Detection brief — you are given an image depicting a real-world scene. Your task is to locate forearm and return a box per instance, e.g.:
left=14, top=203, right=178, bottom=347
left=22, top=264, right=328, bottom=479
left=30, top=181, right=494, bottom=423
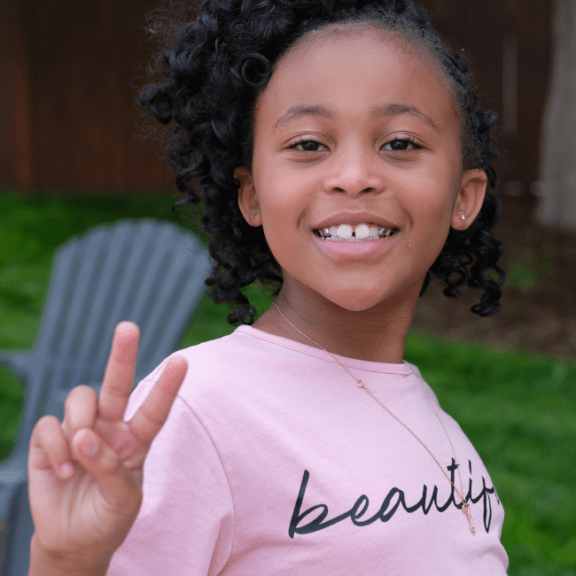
left=29, top=535, right=111, bottom=576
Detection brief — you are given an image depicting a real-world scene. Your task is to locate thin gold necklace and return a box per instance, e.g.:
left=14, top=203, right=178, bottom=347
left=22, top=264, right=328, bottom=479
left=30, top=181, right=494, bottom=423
left=272, top=302, right=475, bottom=535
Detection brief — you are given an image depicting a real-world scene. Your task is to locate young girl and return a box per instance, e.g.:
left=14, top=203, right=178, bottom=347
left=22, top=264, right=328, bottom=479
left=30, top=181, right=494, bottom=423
left=27, top=0, right=508, bottom=574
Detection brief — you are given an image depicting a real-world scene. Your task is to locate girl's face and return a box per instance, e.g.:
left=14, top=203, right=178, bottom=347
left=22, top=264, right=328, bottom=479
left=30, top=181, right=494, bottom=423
left=237, top=27, right=487, bottom=314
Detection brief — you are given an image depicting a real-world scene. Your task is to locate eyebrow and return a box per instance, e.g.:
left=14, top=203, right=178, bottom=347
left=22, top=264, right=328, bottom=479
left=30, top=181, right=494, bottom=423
left=272, top=103, right=439, bottom=132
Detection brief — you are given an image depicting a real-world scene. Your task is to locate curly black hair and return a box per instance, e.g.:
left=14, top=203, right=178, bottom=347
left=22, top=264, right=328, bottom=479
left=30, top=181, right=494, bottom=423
left=139, top=0, right=505, bottom=324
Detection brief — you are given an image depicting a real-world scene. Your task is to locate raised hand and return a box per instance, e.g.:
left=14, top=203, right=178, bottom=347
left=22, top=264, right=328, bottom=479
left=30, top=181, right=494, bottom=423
left=27, top=321, right=188, bottom=574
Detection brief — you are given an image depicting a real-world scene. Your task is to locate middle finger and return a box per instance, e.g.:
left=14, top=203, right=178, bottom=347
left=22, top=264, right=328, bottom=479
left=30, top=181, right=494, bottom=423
left=98, top=321, right=140, bottom=422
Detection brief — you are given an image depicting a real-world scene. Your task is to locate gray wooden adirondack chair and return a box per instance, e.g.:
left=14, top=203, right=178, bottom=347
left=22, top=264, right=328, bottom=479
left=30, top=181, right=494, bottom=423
left=0, top=218, right=211, bottom=576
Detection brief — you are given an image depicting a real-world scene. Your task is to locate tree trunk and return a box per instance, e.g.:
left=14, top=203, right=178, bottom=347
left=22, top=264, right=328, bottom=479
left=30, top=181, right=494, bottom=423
left=537, top=0, right=576, bottom=229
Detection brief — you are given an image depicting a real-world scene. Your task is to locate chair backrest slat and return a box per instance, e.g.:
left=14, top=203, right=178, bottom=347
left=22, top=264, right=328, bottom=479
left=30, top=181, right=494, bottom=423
left=91, top=221, right=164, bottom=376
left=53, top=228, right=112, bottom=360
left=37, top=219, right=209, bottom=419
left=70, top=224, right=138, bottom=386
left=123, top=224, right=182, bottom=337
left=77, top=222, right=147, bottom=384
left=139, top=233, right=211, bottom=364
left=33, top=239, right=82, bottom=357
left=12, top=357, right=55, bottom=456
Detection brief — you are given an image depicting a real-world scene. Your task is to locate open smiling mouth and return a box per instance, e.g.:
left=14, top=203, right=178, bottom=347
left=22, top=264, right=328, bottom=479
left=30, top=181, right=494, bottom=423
left=314, top=224, right=399, bottom=242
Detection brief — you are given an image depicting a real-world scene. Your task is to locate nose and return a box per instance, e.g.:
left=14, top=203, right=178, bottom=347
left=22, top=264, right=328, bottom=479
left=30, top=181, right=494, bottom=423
left=324, top=143, right=384, bottom=197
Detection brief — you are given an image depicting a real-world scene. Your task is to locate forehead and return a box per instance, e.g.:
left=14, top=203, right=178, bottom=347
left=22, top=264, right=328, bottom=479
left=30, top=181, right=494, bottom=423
left=255, top=26, right=460, bottom=133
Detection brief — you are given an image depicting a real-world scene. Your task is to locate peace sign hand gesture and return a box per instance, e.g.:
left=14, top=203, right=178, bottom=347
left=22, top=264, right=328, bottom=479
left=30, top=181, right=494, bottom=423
left=28, top=322, right=188, bottom=575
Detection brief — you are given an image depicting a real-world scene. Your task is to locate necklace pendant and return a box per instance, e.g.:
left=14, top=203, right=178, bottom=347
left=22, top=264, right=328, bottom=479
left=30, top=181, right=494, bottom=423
left=462, top=501, right=476, bottom=535
left=356, top=379, right=366, bottom=389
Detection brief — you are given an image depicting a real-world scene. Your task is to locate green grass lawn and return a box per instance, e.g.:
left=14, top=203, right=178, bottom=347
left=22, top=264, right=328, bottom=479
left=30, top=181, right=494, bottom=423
left=1, top=190, right=575, bottom=575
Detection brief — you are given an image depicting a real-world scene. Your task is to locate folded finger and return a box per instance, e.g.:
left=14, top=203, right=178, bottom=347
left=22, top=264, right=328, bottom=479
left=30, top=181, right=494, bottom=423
left=128, top=356, right=188, bottom=448
left=29, top=416, right=76, bottom=480
left=98, top=321, right=140, bottom=422
left=71, top=429, right=143, bottom=513
left=62, top=385, right=98, bottom=452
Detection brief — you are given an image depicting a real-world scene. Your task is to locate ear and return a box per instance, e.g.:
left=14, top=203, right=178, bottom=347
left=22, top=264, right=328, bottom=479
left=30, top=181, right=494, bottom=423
left=451, top=169, right=488, bottom=230
left=235, top=166, right=262, bottom=227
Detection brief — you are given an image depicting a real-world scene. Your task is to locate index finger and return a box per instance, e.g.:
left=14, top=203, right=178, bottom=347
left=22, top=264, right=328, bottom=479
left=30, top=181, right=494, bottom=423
left=128, top=356, right=188, bottom=447
left=98, top=321, right=140, bottom=422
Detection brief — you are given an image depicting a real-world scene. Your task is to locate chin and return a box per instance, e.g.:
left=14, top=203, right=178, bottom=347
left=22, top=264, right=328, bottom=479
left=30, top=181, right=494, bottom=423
left=313, top=276, right=422, bottom=314
left=320, top=288, right=387, bottom=313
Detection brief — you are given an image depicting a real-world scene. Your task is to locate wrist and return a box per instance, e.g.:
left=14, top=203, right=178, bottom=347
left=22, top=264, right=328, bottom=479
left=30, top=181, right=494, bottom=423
left=29, top=534, right=111, bottom=576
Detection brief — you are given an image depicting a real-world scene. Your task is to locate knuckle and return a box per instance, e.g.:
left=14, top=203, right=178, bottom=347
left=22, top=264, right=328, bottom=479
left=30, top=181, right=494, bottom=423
left=64, top=389, right=78, bottom=413
left=65, top=385, right=97, bottom=419
left=76, top=383, right=98, bottom=397
left=36, top=415, right=60, bottom=434
left=141, top=404, right=164, bottom=427
left=100, top=448, right=123, bottom=475
left=65, top=384, right=96, bottom=407
left=32, top=416, right=67, bottom=456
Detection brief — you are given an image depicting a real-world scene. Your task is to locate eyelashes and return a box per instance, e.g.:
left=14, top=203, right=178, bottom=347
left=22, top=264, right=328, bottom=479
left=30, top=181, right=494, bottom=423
left=288, top=138, right=327, bottom=152
left=287, top=136, right=422, bottom=153
left=383, top=137, right=422, bottom=151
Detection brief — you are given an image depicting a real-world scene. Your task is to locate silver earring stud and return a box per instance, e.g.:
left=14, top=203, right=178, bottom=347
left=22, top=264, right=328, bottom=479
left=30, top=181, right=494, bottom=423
left=461, top=215, right=466, bottom=220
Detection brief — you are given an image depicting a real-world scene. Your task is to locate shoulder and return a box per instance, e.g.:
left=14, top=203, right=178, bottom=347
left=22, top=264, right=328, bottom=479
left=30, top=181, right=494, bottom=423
left=141, top=327, right=259, bottom=382
left=127, top=326, right=294, bottom=414
left=407, top=362, right=441, bottom=405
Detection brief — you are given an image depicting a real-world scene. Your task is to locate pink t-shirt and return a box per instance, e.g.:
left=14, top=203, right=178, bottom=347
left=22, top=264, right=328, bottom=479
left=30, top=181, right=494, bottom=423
left=107, top=326, right=509, bottom=575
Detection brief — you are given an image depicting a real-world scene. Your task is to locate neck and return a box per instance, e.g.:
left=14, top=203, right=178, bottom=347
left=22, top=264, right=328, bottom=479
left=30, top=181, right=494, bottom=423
left=253, top=281, right=421, bottom=364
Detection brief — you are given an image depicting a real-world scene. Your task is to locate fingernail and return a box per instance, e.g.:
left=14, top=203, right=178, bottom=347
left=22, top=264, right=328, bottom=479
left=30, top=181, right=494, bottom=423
left=82, top=438, right=99, bottom=457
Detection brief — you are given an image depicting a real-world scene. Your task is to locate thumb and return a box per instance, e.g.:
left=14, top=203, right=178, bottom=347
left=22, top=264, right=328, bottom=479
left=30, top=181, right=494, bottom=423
left=72, top=429, right=143, bottom=514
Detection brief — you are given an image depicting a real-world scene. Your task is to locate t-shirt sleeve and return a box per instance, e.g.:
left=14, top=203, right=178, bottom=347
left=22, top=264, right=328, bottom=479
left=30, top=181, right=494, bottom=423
left=106, top=378, right=235, bottom=576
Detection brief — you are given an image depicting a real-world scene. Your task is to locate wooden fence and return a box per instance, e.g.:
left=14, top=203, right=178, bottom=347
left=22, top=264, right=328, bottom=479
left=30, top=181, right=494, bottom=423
left=0, top=0, right=552, bottom=193
left=1, top=0, right=171, bottom=191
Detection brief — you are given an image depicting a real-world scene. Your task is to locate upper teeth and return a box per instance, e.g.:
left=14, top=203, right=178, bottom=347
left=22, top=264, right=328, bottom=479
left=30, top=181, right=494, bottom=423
left=317, top=224, right=396, bottom=241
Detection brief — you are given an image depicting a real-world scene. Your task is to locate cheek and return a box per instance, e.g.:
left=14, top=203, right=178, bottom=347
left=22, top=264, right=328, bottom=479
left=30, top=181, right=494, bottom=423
left=406, top=169, right=459, bottom=223
left=403, top=171, right=460, bottom=263
left=255, top=166, right=310, bottom=230
left=254, top=184, right=299, bottom=259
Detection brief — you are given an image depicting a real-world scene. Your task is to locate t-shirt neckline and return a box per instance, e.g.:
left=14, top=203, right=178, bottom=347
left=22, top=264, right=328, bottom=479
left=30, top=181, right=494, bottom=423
left=234, top=325, right=414, bottom=376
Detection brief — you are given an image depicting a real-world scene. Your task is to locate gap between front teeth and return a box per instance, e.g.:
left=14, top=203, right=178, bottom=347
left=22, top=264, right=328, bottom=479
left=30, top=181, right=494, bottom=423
left=317, top=224, right=396, bottom=241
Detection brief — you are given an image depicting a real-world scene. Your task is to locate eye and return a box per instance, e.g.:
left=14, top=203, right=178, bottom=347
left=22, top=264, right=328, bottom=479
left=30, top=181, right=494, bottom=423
left=288, top=138, right=327, bottom=152
left=383, top=138, right=421, bottom=151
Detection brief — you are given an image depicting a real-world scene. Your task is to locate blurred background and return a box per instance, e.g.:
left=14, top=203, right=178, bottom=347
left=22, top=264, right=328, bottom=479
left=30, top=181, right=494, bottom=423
left=0, top=0, right=575, bottom=574
left=1, top=0, right=575, bottom=358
